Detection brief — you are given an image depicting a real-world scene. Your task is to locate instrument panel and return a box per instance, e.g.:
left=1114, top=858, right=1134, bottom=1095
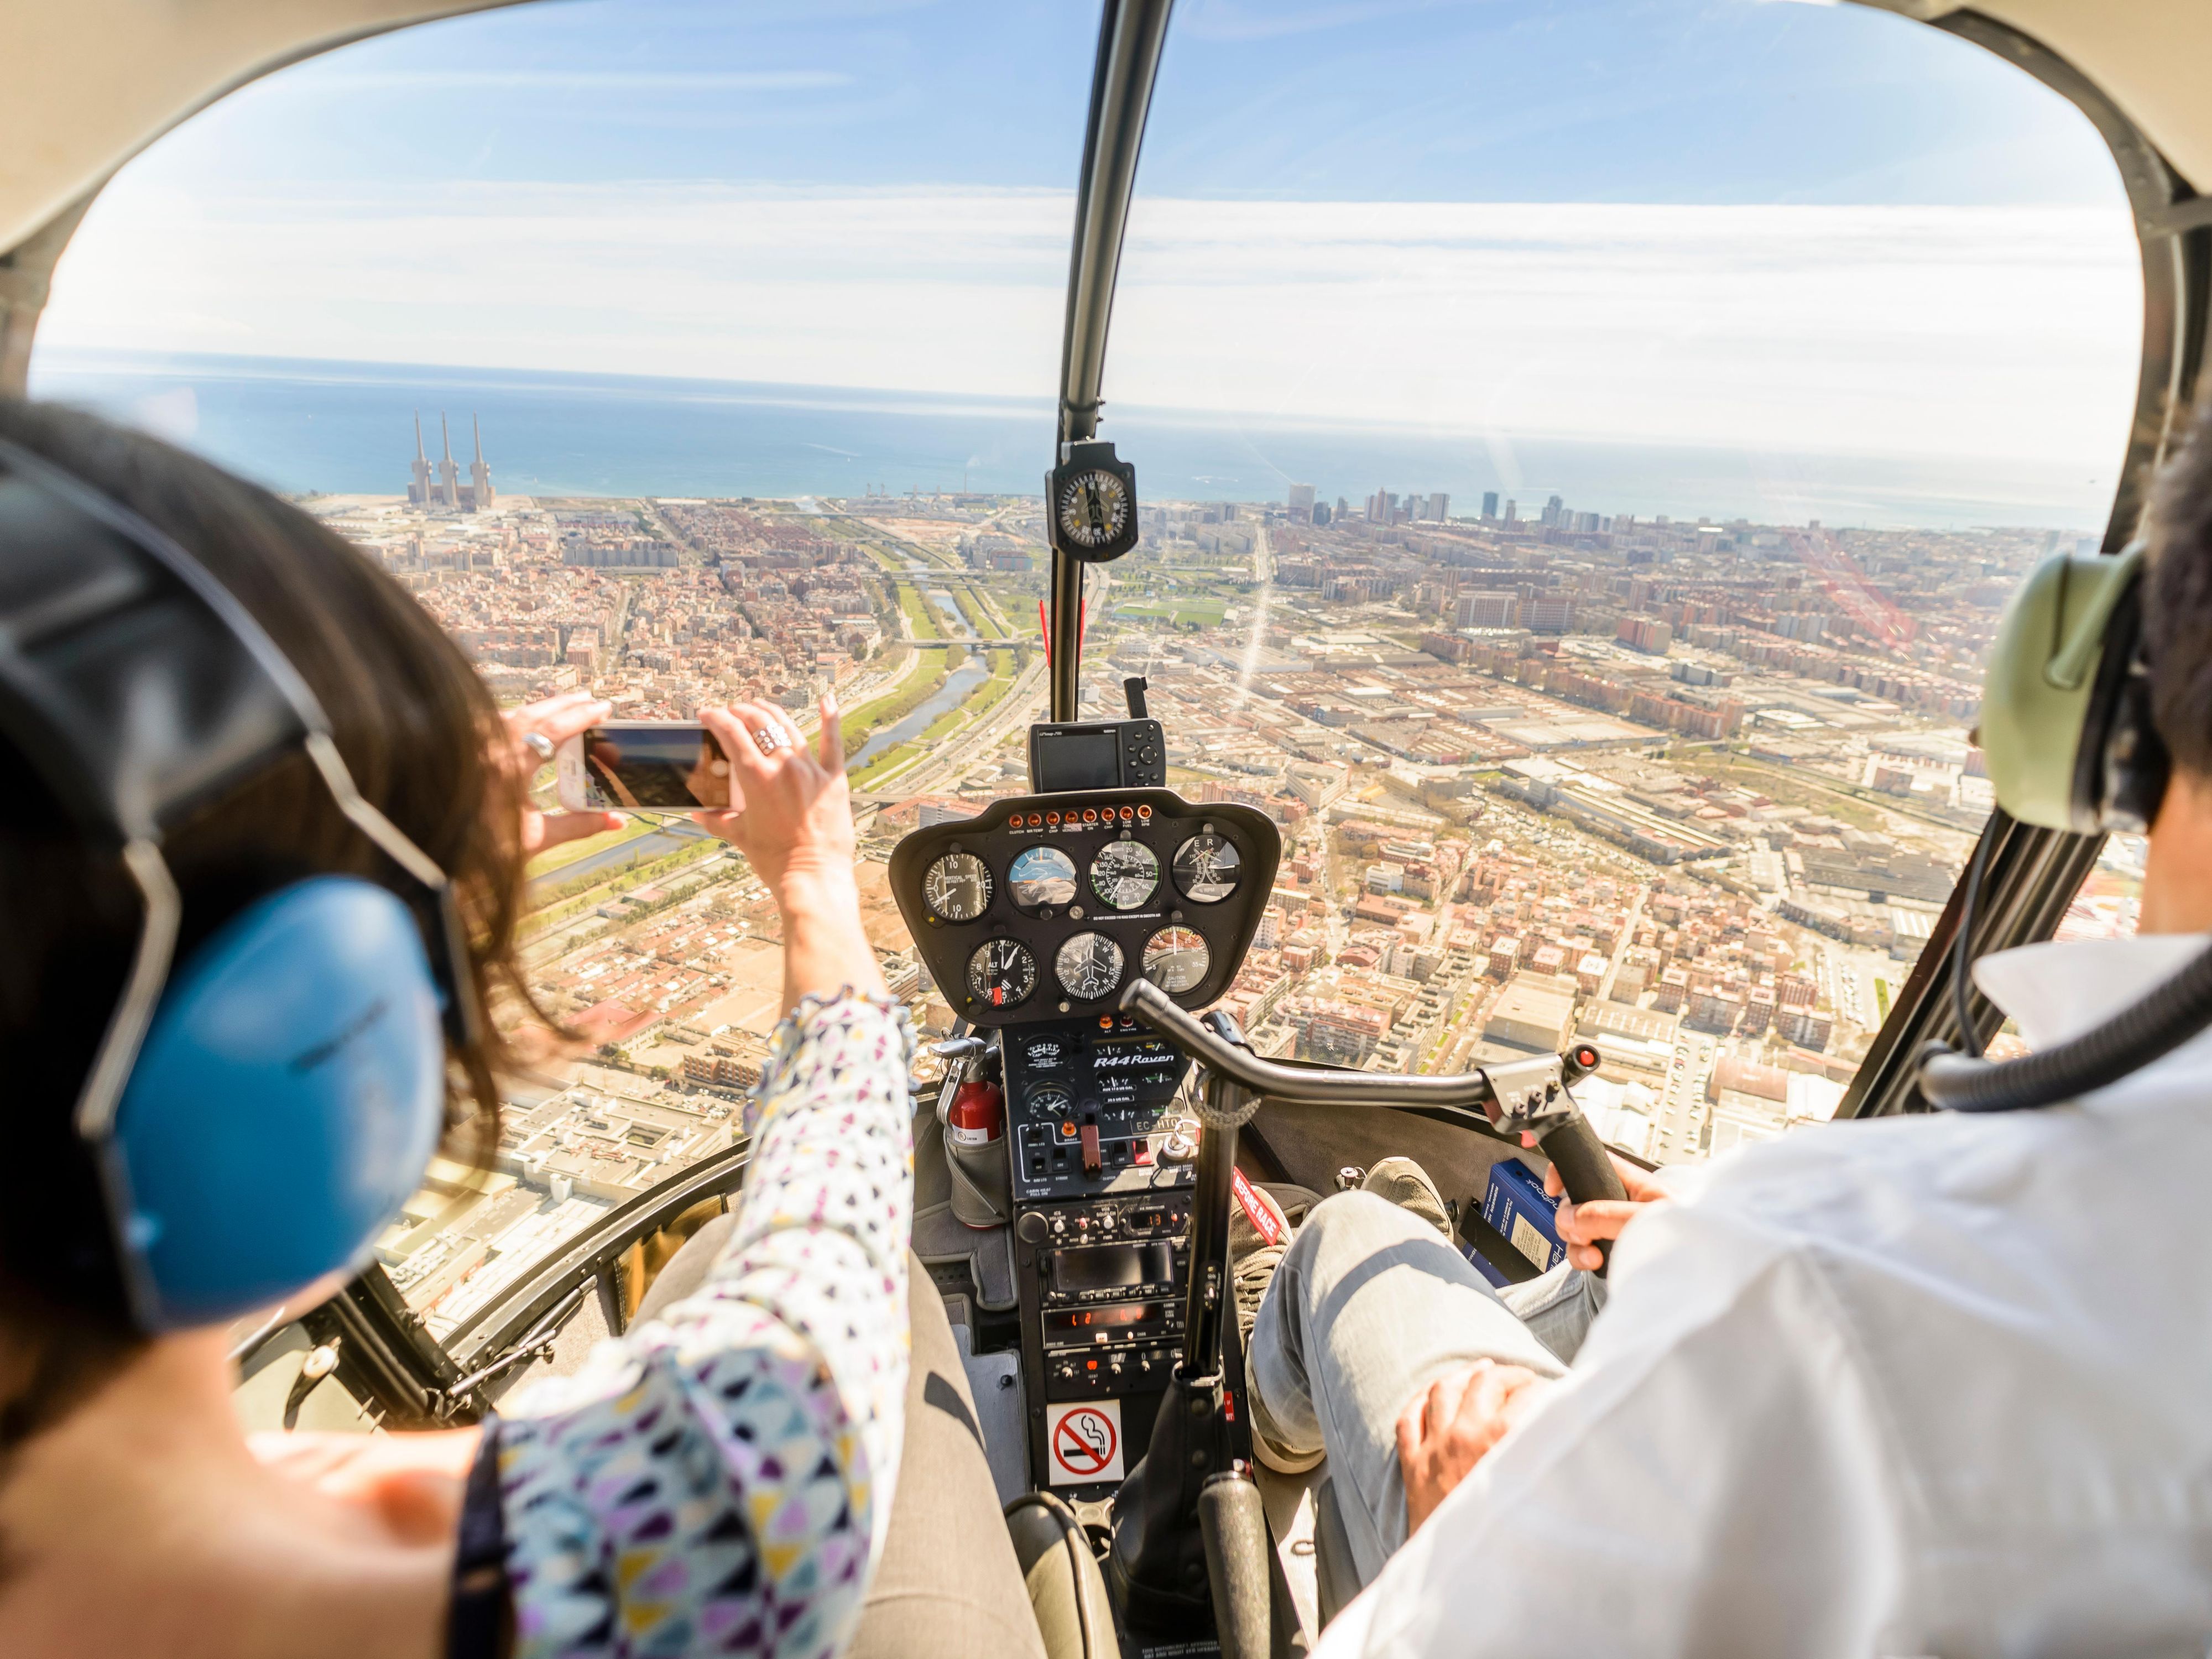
left=888, top=789, right=1280, bottom=1029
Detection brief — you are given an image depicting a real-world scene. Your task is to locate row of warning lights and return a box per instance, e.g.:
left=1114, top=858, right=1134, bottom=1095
left=1011, top=805, right=1153, bottom=829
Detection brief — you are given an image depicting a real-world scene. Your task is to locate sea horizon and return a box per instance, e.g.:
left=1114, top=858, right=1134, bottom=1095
left=28, top=347, right=2115, bottom=535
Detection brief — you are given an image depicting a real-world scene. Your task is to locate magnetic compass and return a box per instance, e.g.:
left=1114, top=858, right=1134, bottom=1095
left=1044, top=440, right=1140, bottom=564
left=924, top=851, right=992, bottom=922
left=1057, top=468, right=1130, bottom=550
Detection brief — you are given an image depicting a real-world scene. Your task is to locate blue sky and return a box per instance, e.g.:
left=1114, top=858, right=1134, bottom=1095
left=176, top=0, right=2115, bottom=204
left=34, top=0, right=2141, bottom=502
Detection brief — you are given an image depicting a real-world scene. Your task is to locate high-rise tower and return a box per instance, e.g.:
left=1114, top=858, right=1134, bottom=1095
left=469, top=414, right=495, bottom=513
left=409, top=411, right=433, bottom=505
left=437, top=413, right=461, bottom=509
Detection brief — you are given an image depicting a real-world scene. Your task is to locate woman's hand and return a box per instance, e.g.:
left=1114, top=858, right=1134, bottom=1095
left=502, top=690, right=620, bottom=854
left=695, top=694, right=887, bottom=1010
left=1545, top=1152, right=1671, bottom=1272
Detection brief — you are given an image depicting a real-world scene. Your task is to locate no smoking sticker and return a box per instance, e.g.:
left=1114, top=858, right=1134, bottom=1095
left=1046, top=1400, right=1124, bottom=1485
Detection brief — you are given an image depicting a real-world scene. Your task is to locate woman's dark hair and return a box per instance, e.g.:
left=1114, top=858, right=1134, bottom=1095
left=2146, top=395, right=2212, bottom=777
left=0, top=399, right=530, bottom=1449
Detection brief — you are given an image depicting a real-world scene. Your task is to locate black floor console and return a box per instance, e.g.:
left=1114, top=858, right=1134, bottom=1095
left=1005, top=1016, right=1197, bottom=1495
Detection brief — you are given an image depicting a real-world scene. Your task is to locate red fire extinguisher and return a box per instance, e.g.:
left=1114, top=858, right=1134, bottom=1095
left=947, top=1077, right=1004, bottom=1150
left=946, top=1077, right=1008, bottom=1229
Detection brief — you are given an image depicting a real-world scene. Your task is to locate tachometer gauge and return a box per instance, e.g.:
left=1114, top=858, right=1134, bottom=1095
left=1054, top=932, right=1125, bottom=1000
left=1171, top=832, right=1241, bottom=903
left=967, top=939, right=1036, bottom=1008
left=1008, top=845, right=1079, bottom=910
left=924, top=851, right=992, bottom=922
left=1089, top=840, right=1160, bottom=910
left=1141, top=927, right=1211, bottom=995
left=1056, top=467, right=1131, bottom=551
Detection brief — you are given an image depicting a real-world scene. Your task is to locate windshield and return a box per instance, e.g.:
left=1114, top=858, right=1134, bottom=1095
left=33, top=0, right=1093, bottom=1341
left=29, top=0, right=2143, bottom=1337
left=1088, top=0, right=2139, bottom=1161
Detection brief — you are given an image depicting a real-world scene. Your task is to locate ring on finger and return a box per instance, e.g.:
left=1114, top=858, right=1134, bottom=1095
left=521, top=731, right=556, bottom=764
left=752, top=725, right=787, bottom=755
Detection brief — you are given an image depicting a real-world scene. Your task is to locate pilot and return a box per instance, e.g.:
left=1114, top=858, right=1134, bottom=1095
left=1244, top=399, right=2212, bottom=1653
left=0, top=403, right=1033, bottom=1659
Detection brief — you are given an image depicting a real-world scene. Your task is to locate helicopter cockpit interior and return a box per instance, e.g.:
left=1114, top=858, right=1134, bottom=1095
left=8, top=0, right=2212, bottom=1653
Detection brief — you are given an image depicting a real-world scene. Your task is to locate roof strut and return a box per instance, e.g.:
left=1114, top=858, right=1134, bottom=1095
left=1047, top=0, right=1173, bottom=722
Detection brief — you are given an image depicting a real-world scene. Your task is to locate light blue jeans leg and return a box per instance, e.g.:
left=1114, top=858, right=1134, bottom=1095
left=1246, top=1191, right=1608, bottom=1587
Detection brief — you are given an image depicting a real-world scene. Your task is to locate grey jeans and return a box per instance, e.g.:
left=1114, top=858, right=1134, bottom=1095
left=1246, top=1190, right=1608, bottom=1588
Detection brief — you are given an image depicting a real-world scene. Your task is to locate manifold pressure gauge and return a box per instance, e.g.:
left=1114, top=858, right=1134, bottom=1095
left=1045, top=440, right=1140, bottom=565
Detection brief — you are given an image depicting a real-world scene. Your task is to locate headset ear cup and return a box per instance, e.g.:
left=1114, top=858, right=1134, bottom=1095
left=106, top=877, right=447, bottom=1331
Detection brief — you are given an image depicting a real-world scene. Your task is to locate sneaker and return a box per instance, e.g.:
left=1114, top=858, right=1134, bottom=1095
left=1229, top=1177, right=1325, bottom=1475
left=1360, top=1157, right=1453, bottom=1241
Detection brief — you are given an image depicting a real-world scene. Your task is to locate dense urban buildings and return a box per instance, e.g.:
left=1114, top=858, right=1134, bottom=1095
left=306, top=421, right=2141, bottom=1324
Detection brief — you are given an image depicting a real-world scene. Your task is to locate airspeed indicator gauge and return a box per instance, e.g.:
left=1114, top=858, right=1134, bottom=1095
left=967, top=939, right=1036, bottom=1008
left=1055, top=932, right=1125, bottom=1000
left=1045, top=440, right=1140, bottom=565
left=1090, top=840, right=1160, bottom=910
left=924, top=851, right=992, bottom=922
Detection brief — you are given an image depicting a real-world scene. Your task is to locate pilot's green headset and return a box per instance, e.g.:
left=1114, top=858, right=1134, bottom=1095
left=0, top=437, right=475, bottom=1332
left=1975, top=543, right=2167, bottom=838
left=1920, top=541, right=2212, bottom=1111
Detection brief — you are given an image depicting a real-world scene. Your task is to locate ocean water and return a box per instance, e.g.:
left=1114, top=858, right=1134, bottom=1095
left=28, top=350, right=2112, bottom=533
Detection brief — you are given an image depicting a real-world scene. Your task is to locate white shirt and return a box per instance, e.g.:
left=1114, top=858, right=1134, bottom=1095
left=1319, top=932, right=2212, bottom=1658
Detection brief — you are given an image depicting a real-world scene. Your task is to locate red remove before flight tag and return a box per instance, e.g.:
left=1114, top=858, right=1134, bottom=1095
left=1231, top=1167, right=1282, bottom=1246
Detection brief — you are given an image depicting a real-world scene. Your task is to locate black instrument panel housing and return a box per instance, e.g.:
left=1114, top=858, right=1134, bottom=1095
left=888, top=789, right=1281, bottom=1029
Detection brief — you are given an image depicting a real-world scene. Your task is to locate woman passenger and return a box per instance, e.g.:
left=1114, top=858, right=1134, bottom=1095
left=0, top=401, right=924, bottom=1658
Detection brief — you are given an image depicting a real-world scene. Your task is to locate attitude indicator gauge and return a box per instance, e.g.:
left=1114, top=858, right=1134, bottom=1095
left=1141, top=926, right=1211, bottom=995
left=1172, top=831, right=1241, bottom=904
left=1008, top=845, right=1078, bottom=910
left=967, top=938, right=1036, bottom=1008
left=1055, top=932, right=1125, bottom=1000
left=923, top=851, right=992, bottom=922
left=1089, top=840, right=1160, bottom=911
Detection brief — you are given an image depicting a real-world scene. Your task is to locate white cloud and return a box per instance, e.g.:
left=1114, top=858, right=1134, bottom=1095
left=38, top=178, right=2141, bottom=471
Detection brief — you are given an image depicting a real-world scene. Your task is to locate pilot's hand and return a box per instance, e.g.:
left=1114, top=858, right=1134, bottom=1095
left=1396, top=1358, right=1552, bottom=1535
left=504, top=690, right=621, bottom=852
left=1545, top=1153, right=1670, bottom=1271
left=693, top=695, right=853, bottom=901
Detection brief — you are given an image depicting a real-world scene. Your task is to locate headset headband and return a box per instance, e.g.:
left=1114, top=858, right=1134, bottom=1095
left=0, top=439, right=484, bottom=1155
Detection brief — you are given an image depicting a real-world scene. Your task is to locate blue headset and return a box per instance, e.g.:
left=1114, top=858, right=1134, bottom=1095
left=0, top=439, right=480, bottom=1332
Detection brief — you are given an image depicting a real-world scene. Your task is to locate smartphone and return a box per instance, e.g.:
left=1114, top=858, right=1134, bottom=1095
left=556, top=721, right=732, bottom=811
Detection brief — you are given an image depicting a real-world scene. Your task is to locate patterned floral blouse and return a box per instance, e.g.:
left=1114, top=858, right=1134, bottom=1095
left=491, top=992, right=915, bottom=1658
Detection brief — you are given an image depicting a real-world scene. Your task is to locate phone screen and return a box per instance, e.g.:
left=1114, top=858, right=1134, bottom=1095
left=577, top=722, right=731, bottom=809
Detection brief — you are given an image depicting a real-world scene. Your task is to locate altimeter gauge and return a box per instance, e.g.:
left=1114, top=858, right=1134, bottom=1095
left=967, top=938, right=1036, bottom=1008
left=1055, top=931, right=1125, bottom=1000
left=1009, top=845, right=1079, bottom=910
left=1089, top=839, right=1160, bottom=910
left=1171, top=831, right=1241, bottom=904
left=1044, top=440, right=1140, bottom=564
left=924, top=851, right=993, bottom=922
left=1141, top=926, right=1211, bottom=995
